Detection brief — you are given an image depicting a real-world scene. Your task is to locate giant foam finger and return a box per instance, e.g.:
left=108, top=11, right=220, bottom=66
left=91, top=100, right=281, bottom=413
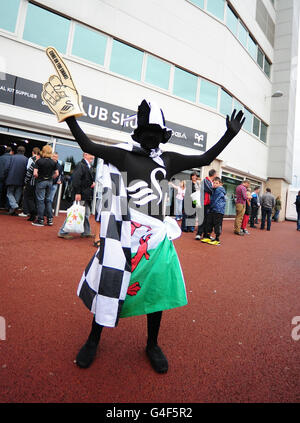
left=46, top=46, right=75, bottom=90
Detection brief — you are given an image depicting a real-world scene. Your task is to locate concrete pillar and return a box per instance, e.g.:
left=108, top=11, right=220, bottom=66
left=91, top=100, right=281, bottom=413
left=202, top=159, right=222, bottom=178
left=265, top=178, right=289, bottom=221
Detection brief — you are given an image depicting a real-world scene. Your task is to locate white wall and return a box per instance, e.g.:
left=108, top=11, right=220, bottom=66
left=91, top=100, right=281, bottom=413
left=32, top=0, right=272, bottom=122
left=0, top=0, right=278, bottom=183
left=267, top=0, right=300, bottom=183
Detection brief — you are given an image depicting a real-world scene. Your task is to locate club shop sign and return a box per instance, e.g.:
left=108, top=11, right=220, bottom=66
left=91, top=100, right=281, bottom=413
left=0, top=73, right=207, bottom=151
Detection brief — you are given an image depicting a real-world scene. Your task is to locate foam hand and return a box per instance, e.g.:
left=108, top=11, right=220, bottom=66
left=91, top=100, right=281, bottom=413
left=42, top=46, right=85, bottom=122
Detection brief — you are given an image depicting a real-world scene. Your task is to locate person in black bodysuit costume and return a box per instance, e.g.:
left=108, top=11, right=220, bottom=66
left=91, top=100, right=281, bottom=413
left=42, top=47, right=245, bottom=373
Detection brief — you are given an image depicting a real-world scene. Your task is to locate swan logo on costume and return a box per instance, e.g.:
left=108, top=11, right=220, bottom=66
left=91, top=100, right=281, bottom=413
left=127, top=168, right=166, bottom=206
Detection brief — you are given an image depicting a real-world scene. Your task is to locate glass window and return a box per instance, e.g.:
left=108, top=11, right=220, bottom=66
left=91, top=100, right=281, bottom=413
left=173, top=67, right=197, bottom=102
left=253, top=116, right=260, bottom=137
left=0, top=0, right=20, bottom=32
left=23, top=3, right=70, bottom=53
left=238, top=21, right=248, bottom=47
left=248, top=34, right=257, bottom=60
left=264, top=57, right=271, bottom=77
left=199, top=79, right=218, bottom=109
left=219, top=89, right=233, bottom=116
left=145, top=55, right=170, bottom=90
left=189, top=0, right=204, bottom=8
left=243, top=108, right=253, bottom=133
left=257, top=47, right=264, bottom=69
left=206, top=0, right=225, bottom=21
left=233, top=99, right=243, bottom=113
left=72, top=24, right=107, bottom=66
left=260, top=121, right=267, bottom=142
left=110, top=39, right=143, bottom=81
left=226, top=5, right=238, bottom=36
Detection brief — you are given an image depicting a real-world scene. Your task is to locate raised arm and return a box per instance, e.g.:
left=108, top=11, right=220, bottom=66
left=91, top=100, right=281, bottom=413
left=65, top=117, right=127, bottom=167
left=165, top=110, right=245, bottom=178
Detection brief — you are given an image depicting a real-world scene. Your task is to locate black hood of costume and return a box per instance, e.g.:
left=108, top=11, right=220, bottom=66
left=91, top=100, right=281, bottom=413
left=131, top=100, right=172, bottom=144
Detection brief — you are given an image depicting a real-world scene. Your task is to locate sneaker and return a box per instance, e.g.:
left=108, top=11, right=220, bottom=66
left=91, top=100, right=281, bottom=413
left=208, top=239, right=220, bottom=246
left=18, top=212, right=28, bottom=217
left=47, top=218, right=53, bottom=226
left=201, top=238, right=211, bottom=243
left=80, top=233, right=95, bottom=238
left=243, top=229, right=250, bottom=234
left=234, top=231, right=244, bottom=236
left=195, top=235, right=201, bottom=240
left=8, top=208, right=18, bottom=216
left=32, top=220, right=44, bottom=227
left=58, top=233, right=73, bottom=240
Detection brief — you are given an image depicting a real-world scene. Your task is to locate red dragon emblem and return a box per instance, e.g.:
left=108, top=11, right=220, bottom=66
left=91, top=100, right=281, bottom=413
left=127, top=221, right=152, bottom=296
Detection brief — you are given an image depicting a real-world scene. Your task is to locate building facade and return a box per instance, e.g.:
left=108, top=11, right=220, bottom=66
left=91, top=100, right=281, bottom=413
left=0, top=0, right=299, bottom=217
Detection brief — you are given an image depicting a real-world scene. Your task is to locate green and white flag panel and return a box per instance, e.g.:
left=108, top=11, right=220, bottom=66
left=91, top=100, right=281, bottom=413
left=120, top=210, right=188, bottom=318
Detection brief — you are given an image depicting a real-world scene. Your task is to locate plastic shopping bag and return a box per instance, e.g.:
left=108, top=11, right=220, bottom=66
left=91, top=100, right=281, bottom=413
left=191, top=190, right=201, bottom=208
left=64, top=201, right=85, bottom=233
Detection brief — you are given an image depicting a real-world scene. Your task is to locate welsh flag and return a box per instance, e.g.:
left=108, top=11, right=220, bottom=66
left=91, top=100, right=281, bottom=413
left=120, top=210, right=188, bottom=318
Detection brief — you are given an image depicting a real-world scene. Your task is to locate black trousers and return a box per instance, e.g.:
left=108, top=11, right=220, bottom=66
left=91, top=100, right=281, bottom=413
left=206, top=212, right=223, bottom=240
left=250, top=206, right=258, bottom=227
left=196, top=204, right=209, bottom=236
left=260, top=207, right=272, bottom=231
left=23, top=184, right=36, bottom=217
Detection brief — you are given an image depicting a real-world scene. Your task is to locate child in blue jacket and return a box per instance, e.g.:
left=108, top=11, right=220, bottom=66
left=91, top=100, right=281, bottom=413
left=201, top=177, right=226, bottom=245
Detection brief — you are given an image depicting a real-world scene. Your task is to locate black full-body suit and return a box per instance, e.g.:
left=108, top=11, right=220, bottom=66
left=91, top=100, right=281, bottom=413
left=66, top=109, right=244, bottom=371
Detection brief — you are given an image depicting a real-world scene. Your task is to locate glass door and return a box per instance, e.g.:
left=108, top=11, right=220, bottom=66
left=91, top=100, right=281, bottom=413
left=53, top=139, right=85, bottom=211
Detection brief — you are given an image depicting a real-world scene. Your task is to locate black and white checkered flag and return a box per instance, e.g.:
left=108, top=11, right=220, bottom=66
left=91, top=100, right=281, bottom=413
left=77, top=162, right=132, bottom=327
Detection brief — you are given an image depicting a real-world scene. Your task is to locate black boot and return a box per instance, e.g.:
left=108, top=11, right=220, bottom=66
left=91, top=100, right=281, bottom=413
left=76, top=317, right=103, bottom=368
left=146, top=344, right=168, bottom=373
left=146, top=311, right=168, bottom=373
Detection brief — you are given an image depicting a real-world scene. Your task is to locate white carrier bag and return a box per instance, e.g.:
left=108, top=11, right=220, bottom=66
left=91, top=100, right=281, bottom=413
left=64, top=201, right=85, bottom=233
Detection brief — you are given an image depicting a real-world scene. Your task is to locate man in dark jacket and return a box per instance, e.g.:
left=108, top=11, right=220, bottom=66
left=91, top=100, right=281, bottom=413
left=0, top=146, right=14, bottom=207
left=260, top=187, right=275, bottom=231
left=58, top=152, right=95, bottom=239
left=5, top=145, right=28, bottom=215
left=250, top=186, right=260, bottom=228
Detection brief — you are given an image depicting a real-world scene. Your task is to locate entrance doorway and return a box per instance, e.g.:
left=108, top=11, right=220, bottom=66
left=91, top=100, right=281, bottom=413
left=0, top=125, right=101, bottom=213
left=52, top=138, right=93, bottom=212
left=0, top=126, right=52, bottom=158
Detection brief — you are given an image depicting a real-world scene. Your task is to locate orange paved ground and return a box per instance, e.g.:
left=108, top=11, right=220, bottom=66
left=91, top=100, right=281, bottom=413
left=0, top=212, right=299, bottom=403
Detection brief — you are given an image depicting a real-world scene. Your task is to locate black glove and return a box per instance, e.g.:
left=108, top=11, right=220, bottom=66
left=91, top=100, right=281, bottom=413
left=226, top=109, right=245, bottom=136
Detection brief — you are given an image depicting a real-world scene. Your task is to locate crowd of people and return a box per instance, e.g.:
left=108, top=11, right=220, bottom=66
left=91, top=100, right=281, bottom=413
left=0, top=144, right=62, bottom=225
left=1, top=145, right=299, bottom=242
left=0, top=144, right=100, bottom=244
left=168, top=168, right=295, bottom=246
